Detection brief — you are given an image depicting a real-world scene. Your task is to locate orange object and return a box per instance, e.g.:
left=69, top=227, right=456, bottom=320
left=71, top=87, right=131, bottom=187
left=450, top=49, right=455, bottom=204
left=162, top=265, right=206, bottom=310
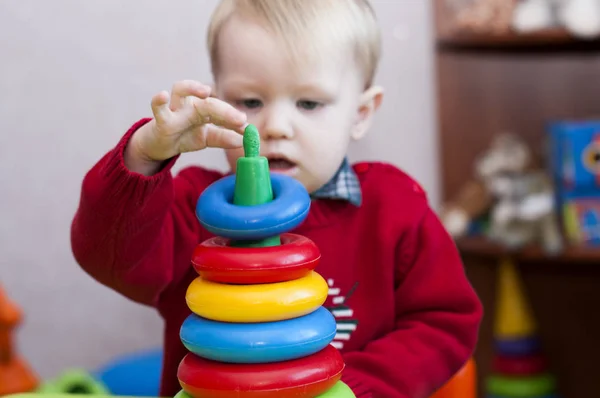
left=430, top=357, right=476, bottom=398
left=0, top=285, right=38, bottom=395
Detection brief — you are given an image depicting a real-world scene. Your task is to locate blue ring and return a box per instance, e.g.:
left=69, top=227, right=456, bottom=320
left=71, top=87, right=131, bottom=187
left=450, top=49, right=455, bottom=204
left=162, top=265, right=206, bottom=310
left=196, top=173, right=310, bottom=240
left=495, top=336, right=540, bottom=356
left=179, top=307, right=336, bottom=364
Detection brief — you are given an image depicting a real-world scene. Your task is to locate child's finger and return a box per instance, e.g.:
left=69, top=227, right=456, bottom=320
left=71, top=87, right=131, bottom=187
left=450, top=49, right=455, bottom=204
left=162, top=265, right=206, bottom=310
left=170, top=80, right=212, bottom=111
left=150, top=91, right=172, bottom=124
left=192, top=97, right=247, bottom=133
left=203, top=124, right=244, bottom=149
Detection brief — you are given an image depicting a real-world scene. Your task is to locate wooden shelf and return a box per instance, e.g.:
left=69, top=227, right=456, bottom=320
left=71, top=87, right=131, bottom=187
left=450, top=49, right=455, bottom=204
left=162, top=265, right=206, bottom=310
left=437, top=28, right=600, bottom=52
left=456, top=236, right=600, bottom=263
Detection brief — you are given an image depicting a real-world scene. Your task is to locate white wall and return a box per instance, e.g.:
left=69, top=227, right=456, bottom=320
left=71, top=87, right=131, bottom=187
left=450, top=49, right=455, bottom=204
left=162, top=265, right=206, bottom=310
left=0, top=0, right=438, bottom=379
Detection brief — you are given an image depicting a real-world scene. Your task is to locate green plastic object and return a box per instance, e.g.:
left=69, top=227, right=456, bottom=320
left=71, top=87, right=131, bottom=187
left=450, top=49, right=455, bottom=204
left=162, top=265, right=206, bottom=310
left=172, top=381, right=356, bottom=398
left=315, top=381, right=357, bottom=397
left=486, top=373, right=556, bottom=397
left=231, top=124, right=280, bottom=248
left=6, top=381, right=356, bottom=398
left=35, top=369, right=109, bottom=395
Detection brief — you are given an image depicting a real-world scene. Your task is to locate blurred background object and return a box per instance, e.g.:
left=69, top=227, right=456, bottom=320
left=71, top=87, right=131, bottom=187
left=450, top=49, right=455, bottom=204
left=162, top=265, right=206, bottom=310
left=439, top=0, right=600, bottom=40
left=434, top=0, right=600, bottom=396
left=0, top=285, right=39, bottom=395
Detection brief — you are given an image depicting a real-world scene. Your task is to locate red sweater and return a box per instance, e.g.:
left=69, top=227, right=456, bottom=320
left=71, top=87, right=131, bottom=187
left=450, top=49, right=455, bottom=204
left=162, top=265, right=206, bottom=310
left=71, top=119, right=482, bottom=398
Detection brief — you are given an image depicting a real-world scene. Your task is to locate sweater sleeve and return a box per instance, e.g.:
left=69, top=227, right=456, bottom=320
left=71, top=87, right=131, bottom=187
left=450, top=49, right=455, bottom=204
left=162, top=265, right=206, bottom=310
left=341, top=207, right=483, bottom=398
left=70, top=118, right=205, bottom=306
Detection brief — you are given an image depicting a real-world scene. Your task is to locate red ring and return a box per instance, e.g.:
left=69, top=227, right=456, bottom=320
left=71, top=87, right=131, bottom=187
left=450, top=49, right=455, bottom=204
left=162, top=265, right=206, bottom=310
left=191, top=233, right=320, bottom=284
left=177, top=345, right=343, bottom=398
left=492, top=354, right=547, bottom=375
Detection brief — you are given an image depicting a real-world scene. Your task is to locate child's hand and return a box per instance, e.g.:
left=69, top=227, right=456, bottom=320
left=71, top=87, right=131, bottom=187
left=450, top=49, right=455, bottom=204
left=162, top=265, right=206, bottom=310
left=125, top=80, right=247, bottom=175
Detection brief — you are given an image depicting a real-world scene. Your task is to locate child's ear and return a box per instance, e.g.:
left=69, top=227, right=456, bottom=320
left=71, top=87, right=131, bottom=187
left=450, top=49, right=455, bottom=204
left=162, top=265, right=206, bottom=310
left=351, top=85, right=384, bottom=141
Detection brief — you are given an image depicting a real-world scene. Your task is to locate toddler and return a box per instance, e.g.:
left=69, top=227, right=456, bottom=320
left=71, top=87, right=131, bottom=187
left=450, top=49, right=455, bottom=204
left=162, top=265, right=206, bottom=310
left=71, top=1, right=483, bottom=397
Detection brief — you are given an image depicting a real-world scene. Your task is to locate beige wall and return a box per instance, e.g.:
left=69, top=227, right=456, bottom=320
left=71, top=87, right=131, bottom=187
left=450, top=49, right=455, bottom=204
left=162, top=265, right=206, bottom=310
left=0, top=0, right=438, bottom=379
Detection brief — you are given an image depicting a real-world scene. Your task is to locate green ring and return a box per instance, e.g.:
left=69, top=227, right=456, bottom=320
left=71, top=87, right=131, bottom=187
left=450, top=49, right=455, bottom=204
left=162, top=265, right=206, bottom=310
left=486, top=373, right=556, bottom=397
left=174, top=381, right=355, bottom=398
left=35, top=369, right=109, bottom=394
left=174, top=390, right=193, bottom=398
left=317, top=381, right=356, bottom=397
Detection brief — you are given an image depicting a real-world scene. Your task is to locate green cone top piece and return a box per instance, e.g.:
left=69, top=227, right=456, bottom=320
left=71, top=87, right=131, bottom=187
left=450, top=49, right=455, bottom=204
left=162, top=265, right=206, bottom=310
left=232, top=124, right=280, bottom=247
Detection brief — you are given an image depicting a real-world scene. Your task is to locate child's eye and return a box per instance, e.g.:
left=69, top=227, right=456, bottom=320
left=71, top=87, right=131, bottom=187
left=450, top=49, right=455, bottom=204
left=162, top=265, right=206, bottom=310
left=237, top=99, right=263, bottom=109
left=297, top=100, right=322, bottom=111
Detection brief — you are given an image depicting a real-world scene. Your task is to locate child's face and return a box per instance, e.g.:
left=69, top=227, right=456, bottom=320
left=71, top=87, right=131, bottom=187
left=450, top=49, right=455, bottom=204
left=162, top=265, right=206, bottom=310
left=213, top=14, right=380, bottom=193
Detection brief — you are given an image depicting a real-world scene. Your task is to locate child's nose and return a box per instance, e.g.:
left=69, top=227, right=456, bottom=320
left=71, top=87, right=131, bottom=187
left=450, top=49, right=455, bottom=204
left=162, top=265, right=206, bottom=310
left=261, top=106, right=294, bottom=140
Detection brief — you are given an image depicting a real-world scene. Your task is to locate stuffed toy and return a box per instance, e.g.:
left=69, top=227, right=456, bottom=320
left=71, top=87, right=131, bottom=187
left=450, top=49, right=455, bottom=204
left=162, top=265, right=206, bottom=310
left=512, top=0, right=600, bottom=37
left=441, top=133, right=564, bottom=255
left=443, top=0, right=600, bottom=38
left=512, top=0, right=558, bottom=32
left=558, top=0, right=600, bottom=38
left=445, top=0, right=518, bottom=34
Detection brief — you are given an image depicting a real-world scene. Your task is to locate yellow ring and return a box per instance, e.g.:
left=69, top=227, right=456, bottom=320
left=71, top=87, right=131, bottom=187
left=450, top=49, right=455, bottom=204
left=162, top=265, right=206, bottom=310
left=185, top=271, right=328, bottom=323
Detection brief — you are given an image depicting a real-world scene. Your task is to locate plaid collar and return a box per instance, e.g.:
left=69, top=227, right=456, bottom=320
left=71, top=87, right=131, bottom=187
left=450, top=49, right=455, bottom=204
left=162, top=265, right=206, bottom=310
left=310, top=157, right=362, bottom=206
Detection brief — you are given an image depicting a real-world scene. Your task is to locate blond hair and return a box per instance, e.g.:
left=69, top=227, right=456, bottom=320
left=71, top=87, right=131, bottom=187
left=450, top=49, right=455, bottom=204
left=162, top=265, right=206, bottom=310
left=207, top=0, right=381, bottom=88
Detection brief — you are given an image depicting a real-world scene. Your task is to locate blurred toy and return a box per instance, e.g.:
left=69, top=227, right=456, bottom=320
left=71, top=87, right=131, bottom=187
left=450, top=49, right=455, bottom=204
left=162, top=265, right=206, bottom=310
left=486, top=257, right=561, bottom=397
left=558, top=0, right=600, bottom=38
left=93, top=348, right=163, bottom=397
left=445, top=0, right=518, bottom=34
left=548, top=119, right=600, bottom=245
left=563, top=199, right=600, bottom=245
left=0, top=284, right=39, bottom=395
left=440, top=179, right=491, bottom=239
left=430, top=357, right=477, bottom=398
left=512, top=0, right=558, bottom=32
left=446, top=0, right=600, bottom=38
left=441, top=133, right=563, bottom=254
left=512, top=0, right=600, bottom=38
left=36, top=369, right=108, bottom=395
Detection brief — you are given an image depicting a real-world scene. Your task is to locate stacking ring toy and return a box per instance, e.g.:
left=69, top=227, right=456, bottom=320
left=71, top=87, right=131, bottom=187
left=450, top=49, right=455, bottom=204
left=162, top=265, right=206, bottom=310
left=486, top=373, right=556, bottom=397
left=492, top=354, right=546, bottom=375
left=185, top=271, right=328, bottom=323
left=495, top=337, right=540, bottom=356
left=178, top=345, right=344, bottom=398
left=196, top=173, right=310, bottom=240
left=192, top=233, right=320, bottom=284
left=180, top=307, right=336, bottom=363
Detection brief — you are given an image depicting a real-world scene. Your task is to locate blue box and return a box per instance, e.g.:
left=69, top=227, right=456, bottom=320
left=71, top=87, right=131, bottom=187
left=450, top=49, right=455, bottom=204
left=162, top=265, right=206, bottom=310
left=547, top=119, right=600, bottom=245
left=562, top=195, right=600, bottom=245
left=548, top=119, right=600, bottom=193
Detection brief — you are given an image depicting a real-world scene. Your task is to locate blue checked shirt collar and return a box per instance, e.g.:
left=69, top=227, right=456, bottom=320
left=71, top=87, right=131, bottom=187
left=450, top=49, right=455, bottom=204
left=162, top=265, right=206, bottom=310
left=310, top=157, right=362, bottom=206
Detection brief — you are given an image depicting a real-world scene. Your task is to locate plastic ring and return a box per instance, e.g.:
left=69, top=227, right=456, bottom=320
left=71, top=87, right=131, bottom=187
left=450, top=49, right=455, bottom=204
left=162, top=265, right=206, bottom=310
left=196, top=174, right=310, bottom=240
left=495, top=337, right=540, bottom=356
left=486, top=396, right=557, bottom=398
left=180, top=307, right=336, bottom=363
left=486, top=374, right=556, bottom=397
left=175, top=390, right=193, bottom=398
left=316, top=381, right=356, bottom=398
left=177, top=383, right=355, bottom=398
left=185, top=271, right=328, bottom=323
left=492, top=354, right=547, bottom=375
left=178, top=345, right=344, bottom=398
left=191, top=233, right=320, bottom=284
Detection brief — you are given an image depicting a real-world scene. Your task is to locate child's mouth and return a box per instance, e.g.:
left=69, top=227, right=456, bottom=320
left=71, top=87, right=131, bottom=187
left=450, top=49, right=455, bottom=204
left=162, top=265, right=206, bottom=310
left=268, top=157, right=296, bottom=172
